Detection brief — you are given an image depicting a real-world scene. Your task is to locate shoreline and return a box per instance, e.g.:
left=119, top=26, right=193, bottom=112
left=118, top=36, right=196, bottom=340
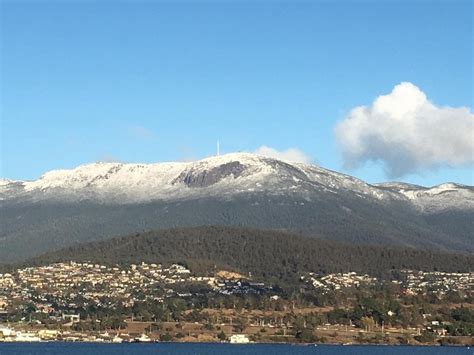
left=1, top=339, right=471, bottom=347
left=2, top=321, right=472, bottom=347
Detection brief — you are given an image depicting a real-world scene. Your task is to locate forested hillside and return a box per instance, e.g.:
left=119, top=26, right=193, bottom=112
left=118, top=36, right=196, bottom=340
left=21, top=226, right=473, bottom=282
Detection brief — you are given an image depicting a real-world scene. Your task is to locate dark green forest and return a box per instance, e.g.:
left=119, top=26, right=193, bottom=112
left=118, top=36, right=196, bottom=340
left=19, top=226, right=473, bottom=282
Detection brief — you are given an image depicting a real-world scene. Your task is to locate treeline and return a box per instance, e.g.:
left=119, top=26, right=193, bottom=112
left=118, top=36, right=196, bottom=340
left=21, top=226, right=474, bottom=282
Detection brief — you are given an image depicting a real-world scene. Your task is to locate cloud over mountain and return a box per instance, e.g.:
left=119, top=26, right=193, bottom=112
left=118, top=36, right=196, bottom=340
left=335, top=82, right=474, bottom=177
left=254, top=146, right=311, bottom=164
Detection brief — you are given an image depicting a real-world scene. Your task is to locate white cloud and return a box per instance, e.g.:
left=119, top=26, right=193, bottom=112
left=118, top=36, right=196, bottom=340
left=254, top=145, right=312, bottom=164
left=335, top=82, right=474, bottom=177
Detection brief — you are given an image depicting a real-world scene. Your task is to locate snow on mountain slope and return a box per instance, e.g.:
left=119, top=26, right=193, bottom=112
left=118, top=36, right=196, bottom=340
left=1, top=153, right=472, bottom=212
left=0, top=153, right=384, bottom=200
left=1, top=153, right=472, bottom=262
left=376, top=182, right=474, bottom=212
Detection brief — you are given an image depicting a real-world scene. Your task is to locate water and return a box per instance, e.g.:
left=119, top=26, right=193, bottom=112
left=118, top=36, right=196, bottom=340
left=0, top=343, right=471, bottom=355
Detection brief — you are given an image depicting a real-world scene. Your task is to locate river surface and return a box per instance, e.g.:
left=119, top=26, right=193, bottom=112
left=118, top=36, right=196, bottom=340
left=0, top=343, right=472, bottom=355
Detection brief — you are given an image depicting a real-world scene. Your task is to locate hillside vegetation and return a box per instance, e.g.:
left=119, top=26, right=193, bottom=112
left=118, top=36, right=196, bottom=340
left=22, top=226, right=473, bottom=282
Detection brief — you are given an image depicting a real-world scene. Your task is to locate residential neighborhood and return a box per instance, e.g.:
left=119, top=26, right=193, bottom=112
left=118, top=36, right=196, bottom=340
left=0, top=263, right=472, bottom=345
left=301, top=270, right=473, bottom=296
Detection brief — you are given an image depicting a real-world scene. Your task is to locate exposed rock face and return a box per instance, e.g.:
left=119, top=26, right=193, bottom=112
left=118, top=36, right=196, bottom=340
left=173, top=161, right=246, bottom=188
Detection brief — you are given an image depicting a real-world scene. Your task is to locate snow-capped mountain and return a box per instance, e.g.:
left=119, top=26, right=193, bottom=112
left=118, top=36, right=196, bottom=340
left=3, top=153, right=380, bottom=202
left=2, top=153, right=471, bottom=212
left=0, top=153, right=472, bottom=263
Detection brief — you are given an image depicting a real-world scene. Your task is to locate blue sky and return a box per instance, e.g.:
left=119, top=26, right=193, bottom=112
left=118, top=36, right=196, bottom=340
left=1, top=0, right=472, bottom=186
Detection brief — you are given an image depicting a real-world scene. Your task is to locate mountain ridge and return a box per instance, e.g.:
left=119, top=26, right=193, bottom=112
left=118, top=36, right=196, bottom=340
left=0, top=153, right=472, bottom=262
left=2, top=153, right=472, bottom=212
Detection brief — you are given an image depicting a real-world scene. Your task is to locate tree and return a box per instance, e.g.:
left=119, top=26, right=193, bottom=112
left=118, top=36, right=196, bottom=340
left=159, top=333, right=173, bottom=342
left=414, top=330, right=436, bottom=343
left=361, top=316, right=375, bottom=332
left=233, top=317, right=248, bottom=332
left=217, top=330, right=227, bottom=341
left=295, top=328, right=316, bottom=343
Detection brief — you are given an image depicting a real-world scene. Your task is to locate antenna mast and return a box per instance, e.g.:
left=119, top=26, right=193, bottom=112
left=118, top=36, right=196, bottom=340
left=217, top=140, right=220, bottom=156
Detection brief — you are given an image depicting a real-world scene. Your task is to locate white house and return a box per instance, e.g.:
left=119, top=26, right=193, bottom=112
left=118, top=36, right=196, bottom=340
left=230, top=334, right=250, bottom=344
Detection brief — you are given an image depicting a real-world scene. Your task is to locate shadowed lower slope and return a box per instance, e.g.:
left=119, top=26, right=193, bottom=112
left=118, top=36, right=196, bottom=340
left=21, top=226, right=474, bottom=282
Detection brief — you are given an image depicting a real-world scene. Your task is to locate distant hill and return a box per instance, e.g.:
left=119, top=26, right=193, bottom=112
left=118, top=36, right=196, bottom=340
left=20, top=226, right=474, bottom=282
left=1, top=153, right=472, bottom=263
